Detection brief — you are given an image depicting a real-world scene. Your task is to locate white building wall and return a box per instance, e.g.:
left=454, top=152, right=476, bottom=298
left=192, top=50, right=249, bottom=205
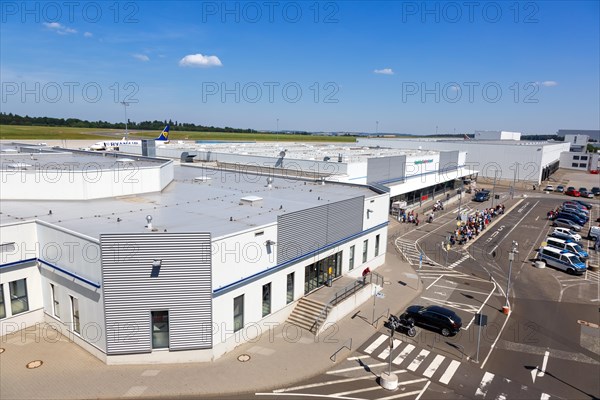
left=0, top=263, right=43, bottom=336
left=0, top=163, right=173, bottom=200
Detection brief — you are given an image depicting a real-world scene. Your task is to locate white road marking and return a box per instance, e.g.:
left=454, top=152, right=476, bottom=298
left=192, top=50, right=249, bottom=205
left=377, top=339, right=402, bottom=360
left=488, top=201, right=539, bottom=255
left=415, top=380, right=431, bottom=400
left=379, top=390, right=426, bottom=400
left=272, top=371, right=407, bottom=392
left=346, top=355, right=370, bottom=361
left=421, top=297, right=480, bottom=313
left=327, top=363, right=387, bottom=374
left=407, top=349, right=430, bottom=371
left=474, top=372, right=495, bottom=398
left=540, top=393, right=551, bottom=400
left=433, top=285, right=491, bottom=296
left=463, top=281, right=498, bottom=330
left=123, top=386, right=147, bottom=397
left=423, top=354, right=445, bottom=378
left=426, top=275, right=443, bottom=290
left=495, top=393, right=508, bottom=400
left=538, top=350, right=550, bottom=377
left=257, top=393, right=363, bottom=399
left=438, top=360, right=461, bottom=385
left=330, top=385, right=384, bottom=396
left=481, top=304, right=512, bottom=369
left=364, top=334, right=387, bottom=354
left=393, top=344, right=415, bottom=364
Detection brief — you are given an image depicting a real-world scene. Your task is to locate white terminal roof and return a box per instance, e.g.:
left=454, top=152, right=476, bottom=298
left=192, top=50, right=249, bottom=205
left=0, top=162, right=377, bottom=240
left=161, top=141, right=440, bottom=163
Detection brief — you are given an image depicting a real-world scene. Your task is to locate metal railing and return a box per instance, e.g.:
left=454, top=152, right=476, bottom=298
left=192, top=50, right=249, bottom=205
left=312, top=271, right=385, bottom=334
left=330, top=338, right=353, bottom=362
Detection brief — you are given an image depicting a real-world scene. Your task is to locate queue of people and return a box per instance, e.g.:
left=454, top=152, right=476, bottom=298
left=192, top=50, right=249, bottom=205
left=449, top=204, right=506, bottom=246
left=397, top=209, right=420, bottom=226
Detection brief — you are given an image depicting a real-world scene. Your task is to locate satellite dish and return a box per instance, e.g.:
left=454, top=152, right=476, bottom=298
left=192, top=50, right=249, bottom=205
left=279, top=150, right=286, bottom=158
left=323, top=156, right=330, bottom=162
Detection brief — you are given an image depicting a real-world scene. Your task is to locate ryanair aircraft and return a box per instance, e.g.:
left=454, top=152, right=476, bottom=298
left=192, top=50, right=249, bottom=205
left=90, top=125, right=170, bottom=151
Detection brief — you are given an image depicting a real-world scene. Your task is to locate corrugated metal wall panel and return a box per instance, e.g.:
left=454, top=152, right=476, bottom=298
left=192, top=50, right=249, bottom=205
left=100, top=233, right=212, bottom=354
left=367, top=155, right=406, bottom=184
left=439, top=151, right=459, bottom=173
left=277, top=197, right=364, bottom=264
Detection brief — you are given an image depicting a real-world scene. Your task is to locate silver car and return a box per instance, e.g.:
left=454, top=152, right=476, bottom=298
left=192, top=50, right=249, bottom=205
left=552, top=218, right=582, bottom=232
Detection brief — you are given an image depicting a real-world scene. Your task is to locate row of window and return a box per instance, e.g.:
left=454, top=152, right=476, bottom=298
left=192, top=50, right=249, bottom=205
left=571, top=163, right=588, bottom=168
left=572, top=155, right=588, bottom=160
left=233, top=235, right=381, bottom=332
left=0, top=278, right=29, bottom=320
left=49, top=283, right=81, bottom=334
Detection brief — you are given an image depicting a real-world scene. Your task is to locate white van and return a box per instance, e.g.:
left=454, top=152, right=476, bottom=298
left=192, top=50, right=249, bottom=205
left=545, top=237, right=589, bottom=259
left=537, top=246, right=586, bottom=275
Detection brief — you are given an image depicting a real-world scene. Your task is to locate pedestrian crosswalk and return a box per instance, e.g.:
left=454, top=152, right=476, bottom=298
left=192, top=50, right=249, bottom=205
left=360, top=333, right=555, bottom=399
left=395, top=238, right=433, bottom=267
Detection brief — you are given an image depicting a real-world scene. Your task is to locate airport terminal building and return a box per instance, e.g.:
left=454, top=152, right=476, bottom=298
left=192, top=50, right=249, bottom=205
left=0, top=144, right=389, bottom=364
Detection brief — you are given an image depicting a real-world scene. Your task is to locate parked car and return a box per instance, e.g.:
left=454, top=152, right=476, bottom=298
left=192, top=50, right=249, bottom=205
left=544, top=237, right=588, bottom=259
left=543, top=185, right=554, bottom=192
left=401, top=305, right=462, bottom=337
left=580, top=189, right=594, bottom=199
left=536, top=246, right=586, bottom=275
left=573, top=200, right=593, bottom=209
left=591, top=169, right=600, bottom=174
left=555, top=212, right=587, bottom=226
left=556, top=185, right=565, bottom=193
left=565, top=188, right=581, bottom=197
left=473, top=190, right=491, bottom=202
left=563, top=201, right=590, bottom=213
left=552, top=218, right=582, bottom=231
left=591, top=187, right=600, bottom=196
left=559, top=206, right=589, bottom=219
left=567, top=186, right=576, bottom=191
left=551, top=227, right=582, bottom=242
left=588, top=226, right=600, bottom=241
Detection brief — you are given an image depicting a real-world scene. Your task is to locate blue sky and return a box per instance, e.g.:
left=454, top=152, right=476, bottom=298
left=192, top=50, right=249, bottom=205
left=1, top=1, right=599, bottom=135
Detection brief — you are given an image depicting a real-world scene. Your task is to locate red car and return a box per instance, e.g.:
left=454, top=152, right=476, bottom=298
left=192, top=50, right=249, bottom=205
left=565, top=189, right=581, bottom=197
left=590, top=169, right=599, bottom=174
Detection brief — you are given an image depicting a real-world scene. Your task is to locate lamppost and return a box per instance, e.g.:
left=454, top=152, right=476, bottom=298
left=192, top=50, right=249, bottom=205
left=491, top=170, right=498, bottom=208
left=457, top=180, right=464, bottom=220
left=503, top=241, right=518, bottom=314
left=121, top=101, right=130, bottom=136
left=376, top=121, right=379, bottom=135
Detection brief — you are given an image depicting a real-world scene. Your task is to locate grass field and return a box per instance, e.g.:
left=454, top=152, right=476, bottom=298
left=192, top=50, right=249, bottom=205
left=0, top=125, right=356, bottom=143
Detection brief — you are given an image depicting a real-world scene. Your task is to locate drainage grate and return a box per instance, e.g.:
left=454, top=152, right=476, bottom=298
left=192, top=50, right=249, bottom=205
left=237, top=354, right=251, bottom=362
left=26, top=360, right=43, bottom=369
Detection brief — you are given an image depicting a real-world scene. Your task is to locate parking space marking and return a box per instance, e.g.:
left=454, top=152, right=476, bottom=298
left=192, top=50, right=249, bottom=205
left=327, top=363, right=387, bottom=374
left=272, top=371, right=408, bottom=393
left=330, top=385, right=384, bottom=397
left=432, top=285, right=491, bottom=296
left=421, top=297, right=480, bottom=313
left=463, top=281, right=498, bottom=330
left=379, top=389, right=426, bottom=400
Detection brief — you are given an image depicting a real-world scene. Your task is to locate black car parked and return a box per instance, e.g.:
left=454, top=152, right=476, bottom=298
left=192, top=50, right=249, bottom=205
left=473, top=190, right=491, bottom=202
left=401, top=305, right=462, bottom=337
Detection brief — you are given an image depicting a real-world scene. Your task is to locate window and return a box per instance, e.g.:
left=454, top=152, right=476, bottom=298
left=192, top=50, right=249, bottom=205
left=0, top=285, right=5, bottom=319
left=349, top=245, right=355, bottom=270
left=572, top=163, right=579, bottom=168
left=262, top=282, right=271, bottom=317
left=579, top=163, right=587, bottom=168
left=286, top=273, right=294, bottom=304
left=151, top=310, right=169, bottom=349
left=70, top=296, right=80, bottom=334
left=9, top=279, right=28, bottom=315
left=581, top=156, right=588, bottom=160
left=362, top=240, right=368, bottom=263
left=234, top=295, right=244, bottom=332
left=573, top=155, right=580, bottom=160
left=375, top=235, right=380, bottom=257
left=50, top=284, right=60, bottom=318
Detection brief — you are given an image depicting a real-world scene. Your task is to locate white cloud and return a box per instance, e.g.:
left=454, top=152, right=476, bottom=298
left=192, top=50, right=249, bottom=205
left=43, top=22, right=77, bottom=35
left=374, top=68, right=394, bottom=75
left=133, top=54, right=150, bottom=62
left=84, top=32, right=93, bottom=38
left=540, top=80, right=558, bottom=87
left=179, top=53, right=223, bottom=68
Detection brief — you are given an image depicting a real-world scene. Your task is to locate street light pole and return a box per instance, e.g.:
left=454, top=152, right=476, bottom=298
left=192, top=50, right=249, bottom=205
left=120, top=101, right=130, bottom=137
left=491, top=171, right=498, bottom=208
left=504, top=241, right=518, bottom=314
left=457, top=180, right=463, bottom=220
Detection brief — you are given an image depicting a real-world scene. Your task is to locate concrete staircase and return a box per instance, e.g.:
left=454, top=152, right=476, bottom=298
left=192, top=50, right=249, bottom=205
left=287, top=297, right=330, bottom=334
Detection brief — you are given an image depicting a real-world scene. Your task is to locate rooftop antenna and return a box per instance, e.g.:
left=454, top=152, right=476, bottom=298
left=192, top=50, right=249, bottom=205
left=146, top=214, right=153, bottom=230
left=121, top=101, right=130, bottom=137
left=266, top=176, right=274, bottom=189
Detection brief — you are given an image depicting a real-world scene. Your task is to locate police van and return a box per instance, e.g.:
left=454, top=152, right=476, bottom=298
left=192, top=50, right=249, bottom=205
left=537, top=246, right=586, bottom=275
left=545, top=237, right=589, bottom=259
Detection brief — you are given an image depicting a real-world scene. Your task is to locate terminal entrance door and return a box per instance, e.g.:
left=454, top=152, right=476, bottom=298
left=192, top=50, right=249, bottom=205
left=304, top=251, right=342, bottom=294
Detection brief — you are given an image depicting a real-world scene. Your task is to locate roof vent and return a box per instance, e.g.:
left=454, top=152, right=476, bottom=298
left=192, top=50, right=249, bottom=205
left=116, top=158, right=135, bottom=163
left=194, top=176, right=212, bottom=183
left=240, top=195, right=263, bottom=205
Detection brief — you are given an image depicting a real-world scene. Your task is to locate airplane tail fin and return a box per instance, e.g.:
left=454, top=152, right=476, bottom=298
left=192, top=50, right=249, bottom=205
left=156, top=125, right=170, bottom=142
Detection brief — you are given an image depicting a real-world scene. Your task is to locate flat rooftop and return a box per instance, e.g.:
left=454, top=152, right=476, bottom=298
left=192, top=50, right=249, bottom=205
left=1, top=143, right=166, bottom=170
left=159, top=141, right=439, bottom=163
left=0, top=164, right=377, bottom=239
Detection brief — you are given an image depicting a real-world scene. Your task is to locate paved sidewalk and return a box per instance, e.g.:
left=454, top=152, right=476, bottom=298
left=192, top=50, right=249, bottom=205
left=0, top=224, right=423, bottom=400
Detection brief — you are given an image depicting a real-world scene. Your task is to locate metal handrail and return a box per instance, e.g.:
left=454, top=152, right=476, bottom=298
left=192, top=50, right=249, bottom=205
left=330, top=338, right=353, bottom=362
left=313, top=271, right=385, bottom=334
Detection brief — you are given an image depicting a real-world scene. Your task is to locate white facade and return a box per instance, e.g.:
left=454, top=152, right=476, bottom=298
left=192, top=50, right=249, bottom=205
left=474, top=131, right=522, bottom=141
